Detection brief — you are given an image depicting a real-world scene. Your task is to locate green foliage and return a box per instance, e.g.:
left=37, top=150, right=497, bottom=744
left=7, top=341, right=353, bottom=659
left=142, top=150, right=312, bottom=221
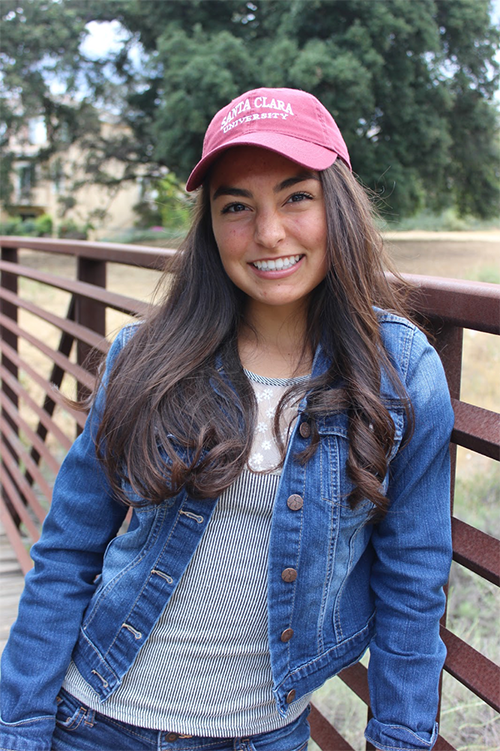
left=454, top=463, right=500, bottom=535
left=34, top=213, right=53, bottom=236
left=473, top=266, right=500, bottom=284
left=0, top=217, right=24, bottom=235
left=0, top=213, right=53, bottom=236
left=0, top=0, right=102, bottom=151
left=385, top=207, right=500, bottom=232
left=57, top=218, right=90, bottom=239
left=100, top=227, right=187, bottom=247
left=0, top=148, right=15, bottom=204
left=1, top=0, right=499, bottom=219
left=155, top=173, right=192, bottom=230
left=152, top=27, right=257, bottom=179
left=133, top=172, right=193, bottom=231
left=448, top=81, right=500, bottom=219
left=133, top=200, right=163, bottom=230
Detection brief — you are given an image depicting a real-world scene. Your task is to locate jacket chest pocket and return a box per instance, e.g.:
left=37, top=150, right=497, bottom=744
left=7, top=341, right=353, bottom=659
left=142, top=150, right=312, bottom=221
left=316, top=407, right=405, bottom=518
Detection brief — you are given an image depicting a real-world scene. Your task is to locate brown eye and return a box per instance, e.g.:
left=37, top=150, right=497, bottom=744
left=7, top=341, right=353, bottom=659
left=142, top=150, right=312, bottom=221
left=287, top=192, right=313, bottom=204
left=222, top=203, right=248, bottom=214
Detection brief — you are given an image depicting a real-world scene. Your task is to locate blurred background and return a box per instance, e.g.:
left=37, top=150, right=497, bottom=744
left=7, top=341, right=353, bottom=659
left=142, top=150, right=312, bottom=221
left=1, top=0, right=499, bottom=242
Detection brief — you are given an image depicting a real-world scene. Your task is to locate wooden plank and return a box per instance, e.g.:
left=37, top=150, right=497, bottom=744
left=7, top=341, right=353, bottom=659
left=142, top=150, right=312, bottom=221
left=0, top=311, right=95, bottom=392
left=0, top=496, right=32, bottom=574
left=338, top=662, right=370, bottom=704
left=0, top=518, right=26, bottom=652
left=0, top=392, right=61, bottom=475
left=452, top=517, right=500, bottom=586
left=0, top=363, right=73, bottom=452
left=434, top=735, right=457, bottom=750
left=441, top=626, right=500, bottom=712
left=0, top=338, right=86, bottom=430
left=0, top=286, right=110, bottom=354
left=0, top=259, right=150, bottom=316
left=309, top=703, right=356, bottom=750
left=451, top=398, right=500, bottom=461
left=0, top=235, right=175, bottom=269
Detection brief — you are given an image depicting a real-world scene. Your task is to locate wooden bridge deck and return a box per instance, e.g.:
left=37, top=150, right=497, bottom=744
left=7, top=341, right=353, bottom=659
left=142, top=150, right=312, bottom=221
left=0, top=519, right=25, bottom=654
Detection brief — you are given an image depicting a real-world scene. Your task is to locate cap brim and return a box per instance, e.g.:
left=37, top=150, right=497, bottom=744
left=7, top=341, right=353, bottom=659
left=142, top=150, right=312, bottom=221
left=185, top=132, right=340, bottom=191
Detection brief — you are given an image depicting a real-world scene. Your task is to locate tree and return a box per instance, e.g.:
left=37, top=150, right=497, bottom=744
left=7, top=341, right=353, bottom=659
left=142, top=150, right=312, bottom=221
left=1, top=0, right=498, bottom=220
left=0, top=0, right=100, bottom=203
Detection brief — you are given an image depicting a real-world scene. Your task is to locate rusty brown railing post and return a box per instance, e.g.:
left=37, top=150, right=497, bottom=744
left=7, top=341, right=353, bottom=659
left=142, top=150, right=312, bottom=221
left=75, top=257, right=106, bottom=409
left=0, top=244, right=20, bottom=525
left=427, top=320, right=464, bottom=734
left=27, top=297, right=77, bottom=481
left=432, top=322, right=463, bottom=499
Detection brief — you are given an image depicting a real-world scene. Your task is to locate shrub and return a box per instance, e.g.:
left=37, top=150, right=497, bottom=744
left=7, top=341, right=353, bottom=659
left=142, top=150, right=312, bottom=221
left=0, top=213, right=54, bottom=237
left=34, top=213, right=53, bottom=236
left=0, top=217, right=24, bottom=235
left=57, top=219, right=89, bottom=240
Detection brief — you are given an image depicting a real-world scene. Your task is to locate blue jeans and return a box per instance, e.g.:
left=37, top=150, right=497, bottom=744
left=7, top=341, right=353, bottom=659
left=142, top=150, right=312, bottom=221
left=52, top=689, right=310, bottom=751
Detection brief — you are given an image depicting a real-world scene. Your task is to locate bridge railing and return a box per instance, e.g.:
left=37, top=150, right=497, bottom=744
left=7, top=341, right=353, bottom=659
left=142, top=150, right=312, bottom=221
left=0, top=235, right=498, bottom=750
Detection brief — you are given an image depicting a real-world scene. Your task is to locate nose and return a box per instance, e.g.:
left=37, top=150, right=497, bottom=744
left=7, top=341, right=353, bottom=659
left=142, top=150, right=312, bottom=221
left=254, top=209, right=286, bottom=249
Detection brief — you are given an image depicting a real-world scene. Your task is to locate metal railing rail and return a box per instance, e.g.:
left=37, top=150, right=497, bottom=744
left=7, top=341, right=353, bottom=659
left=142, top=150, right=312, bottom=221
left=1, top=236, right=499, bottom=750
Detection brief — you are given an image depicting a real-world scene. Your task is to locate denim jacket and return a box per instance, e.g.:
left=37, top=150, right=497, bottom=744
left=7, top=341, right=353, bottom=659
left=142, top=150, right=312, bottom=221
left=0, top=312, right=454, bottom=751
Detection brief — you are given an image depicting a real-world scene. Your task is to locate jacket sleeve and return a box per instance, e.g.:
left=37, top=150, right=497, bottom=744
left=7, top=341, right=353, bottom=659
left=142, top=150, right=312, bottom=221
left=365, top=326, right=454, bottom=751
left=0, top=327, right=133, bottom=751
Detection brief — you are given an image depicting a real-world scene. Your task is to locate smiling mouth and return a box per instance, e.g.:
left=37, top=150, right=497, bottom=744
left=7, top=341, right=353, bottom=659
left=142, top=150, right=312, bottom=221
left=251, top=254, right=303, bottom=271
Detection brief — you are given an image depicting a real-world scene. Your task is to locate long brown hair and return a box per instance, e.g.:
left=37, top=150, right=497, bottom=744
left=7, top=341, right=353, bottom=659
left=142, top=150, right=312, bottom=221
left=95, top=160, right=413, bottom=516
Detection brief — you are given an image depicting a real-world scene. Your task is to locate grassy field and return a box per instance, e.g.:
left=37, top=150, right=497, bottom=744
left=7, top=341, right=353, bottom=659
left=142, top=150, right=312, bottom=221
left=9, top=232, right=500, bottom=749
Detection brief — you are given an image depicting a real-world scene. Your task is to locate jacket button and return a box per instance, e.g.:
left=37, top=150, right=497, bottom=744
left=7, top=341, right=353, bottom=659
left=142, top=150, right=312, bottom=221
left=281, top=628, right=294, bottom=642
left=299, top=421, right=311, bottom=438
left=287, top=494, right=303, bottom=510
left=286, top=689, right=296, bottom=703
left=281, top=568, right=297, bottom=582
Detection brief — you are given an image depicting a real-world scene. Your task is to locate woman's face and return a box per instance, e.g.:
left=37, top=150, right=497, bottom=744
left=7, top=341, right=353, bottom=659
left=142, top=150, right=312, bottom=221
left=210, top=146, right=328, bottom=319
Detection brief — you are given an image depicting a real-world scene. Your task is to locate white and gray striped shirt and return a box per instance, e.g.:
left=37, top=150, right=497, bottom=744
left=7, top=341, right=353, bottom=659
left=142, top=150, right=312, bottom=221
left=64, top=372, right=312, bottom=735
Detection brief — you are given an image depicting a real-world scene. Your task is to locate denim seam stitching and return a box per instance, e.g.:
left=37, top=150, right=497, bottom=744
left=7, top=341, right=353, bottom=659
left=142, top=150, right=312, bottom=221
left=83, top=504, right=169, bottom=630
left=103, top=506, right=184, bottom=657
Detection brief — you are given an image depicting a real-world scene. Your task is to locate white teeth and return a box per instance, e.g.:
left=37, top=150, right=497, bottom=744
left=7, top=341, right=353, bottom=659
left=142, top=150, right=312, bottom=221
left=252, top=254, right=302, bottom=271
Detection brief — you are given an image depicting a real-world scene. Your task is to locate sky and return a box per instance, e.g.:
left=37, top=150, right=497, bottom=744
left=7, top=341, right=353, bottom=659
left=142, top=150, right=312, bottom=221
left=80, top=20, right=132, bottom=60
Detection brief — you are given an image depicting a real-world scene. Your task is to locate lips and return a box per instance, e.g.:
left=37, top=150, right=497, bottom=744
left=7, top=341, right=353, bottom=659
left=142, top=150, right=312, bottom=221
left=251, top=254, right=303, bottom=271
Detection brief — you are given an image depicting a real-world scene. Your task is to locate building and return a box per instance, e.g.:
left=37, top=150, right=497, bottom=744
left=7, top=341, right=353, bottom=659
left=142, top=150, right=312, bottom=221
left=1, top=115, right=145, bottom=240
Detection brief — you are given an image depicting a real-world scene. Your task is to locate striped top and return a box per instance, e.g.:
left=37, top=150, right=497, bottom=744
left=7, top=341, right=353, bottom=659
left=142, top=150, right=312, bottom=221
left=64, top=371, right=312, bottom=735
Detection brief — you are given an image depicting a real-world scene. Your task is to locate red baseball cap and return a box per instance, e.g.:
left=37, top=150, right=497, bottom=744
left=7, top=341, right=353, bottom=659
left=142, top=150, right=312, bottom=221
left=185, top=87, right=351, bottom=191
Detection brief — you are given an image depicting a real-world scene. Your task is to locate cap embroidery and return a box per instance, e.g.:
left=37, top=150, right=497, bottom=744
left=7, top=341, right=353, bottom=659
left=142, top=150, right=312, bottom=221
left=221, top=96, right=294, bottom=130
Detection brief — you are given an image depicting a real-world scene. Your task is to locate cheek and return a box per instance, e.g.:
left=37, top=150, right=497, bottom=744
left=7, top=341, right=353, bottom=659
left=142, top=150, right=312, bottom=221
left=294, top=213, right=328, bottom=255
left=304, top=214, right=329, bottom=280
left=214, top=225, right=247, bottom=265
left=312, top=211, right=328, bottom=248
left=213, top=234, right=243, bottom=286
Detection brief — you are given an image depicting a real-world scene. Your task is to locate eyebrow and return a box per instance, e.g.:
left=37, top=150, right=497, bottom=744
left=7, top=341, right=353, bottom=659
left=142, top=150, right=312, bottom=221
left=276, top=172, right=319, bottom=193
left=212, top=171, right=319, bottom=201
left=212, top=186, right=252, bottom=200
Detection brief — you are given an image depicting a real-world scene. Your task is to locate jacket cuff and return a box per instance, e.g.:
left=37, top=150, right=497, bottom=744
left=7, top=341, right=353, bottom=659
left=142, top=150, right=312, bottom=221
left=0, top=716, right=55, bottom=751
left=365, top=718, right=438, bottom=750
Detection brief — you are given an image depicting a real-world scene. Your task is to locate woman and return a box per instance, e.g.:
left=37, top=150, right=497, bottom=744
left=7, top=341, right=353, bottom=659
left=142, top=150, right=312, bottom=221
left=0, top=87, right=454, bottom=751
